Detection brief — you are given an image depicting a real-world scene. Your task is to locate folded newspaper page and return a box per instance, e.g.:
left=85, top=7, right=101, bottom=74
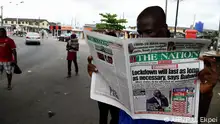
left=84, top=30, right=211, bottom=124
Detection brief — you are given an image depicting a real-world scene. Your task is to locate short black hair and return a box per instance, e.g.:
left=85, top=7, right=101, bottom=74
left=71, top=33, right=77, bottom=39
left=137, top=6, right=166, bottom=26
left=106, top=32, right=117, bottom=37
left=0, top=28, right=7, bottom=37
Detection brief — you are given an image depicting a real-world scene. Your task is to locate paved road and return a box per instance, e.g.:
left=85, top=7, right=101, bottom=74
left=0, top=36, right=219, bottom=124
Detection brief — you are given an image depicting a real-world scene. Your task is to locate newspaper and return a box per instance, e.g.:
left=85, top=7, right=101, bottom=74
left=84, top=30, right=211, bottom=124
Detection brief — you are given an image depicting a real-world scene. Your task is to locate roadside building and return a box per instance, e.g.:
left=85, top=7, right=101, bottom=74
left=82, top=24, right=97, bottom=38
left=3, top=18, right=50, bottom=32
left=72, top=28, right=83, bottom=39
left=49, top=25, right=73, bottom=37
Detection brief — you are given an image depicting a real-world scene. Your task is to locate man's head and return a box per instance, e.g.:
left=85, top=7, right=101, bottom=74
left=153, top=90, right=162, bottom=98
left=0, top=28, right=7, bottom=38
left=71, top=33, right=77, bottom=39
left=137, top=6, right=168, bottom=38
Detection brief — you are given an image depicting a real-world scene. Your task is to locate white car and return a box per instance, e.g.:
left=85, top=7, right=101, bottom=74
left=25, top=32, right=41, bottom=45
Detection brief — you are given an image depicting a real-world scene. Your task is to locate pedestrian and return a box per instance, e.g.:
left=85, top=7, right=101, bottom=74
left=0, top=28, right=17, bottom=90
left=41, top=30, right=44, bottom=39
left=66, top=33, right=79, bottom=77
left=88, top=31, right=120, bottom=124
left=88, top=6, right=218, bottom=124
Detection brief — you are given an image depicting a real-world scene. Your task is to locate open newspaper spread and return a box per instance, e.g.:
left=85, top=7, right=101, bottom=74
left=84, top=30, right=211, bottom=124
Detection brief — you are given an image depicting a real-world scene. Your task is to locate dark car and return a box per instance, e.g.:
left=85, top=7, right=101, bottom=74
left=170, top=32, right=185, bottom=38
left=13, top=31, right=27, bottom=37
left=58, top=33, right=71, bottom=42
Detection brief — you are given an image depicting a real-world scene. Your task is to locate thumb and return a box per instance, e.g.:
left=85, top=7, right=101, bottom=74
left=88, top=56, right=93, bottom=64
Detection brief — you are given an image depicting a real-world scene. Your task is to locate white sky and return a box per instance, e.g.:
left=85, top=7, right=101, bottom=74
left=1, top=0, right=220, bottom=30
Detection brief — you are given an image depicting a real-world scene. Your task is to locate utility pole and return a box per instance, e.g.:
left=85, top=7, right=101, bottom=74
left=217, top=19, right=220, bottom=53
left=77, top=22, right=79, bottom=29
left=165, top=0, right=168, bottom=22
left=14, top=1, right=24, bottom=29
left=71, top=17, right=73, bottom=27
left=174, top=0, right=180, bottom=38
left=38, top=17, right=40, bottom=32
left=74, top=17, right=76, bottom=29
left=16, top=4, right=19, bottom=25
left=192, top=14, right=196, bottom=29
left=0, top=6, right=3, bottom=26
left=123, top=12, right=124, bottom=19
left=122, top=12, right=125, bottom=27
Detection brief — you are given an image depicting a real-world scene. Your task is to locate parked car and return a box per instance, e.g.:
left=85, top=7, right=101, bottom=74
left=13, top=31, right=27, bottom=37
left=58, top=33, right=71, bottom=42
left=170, top=32, right=185, bottom=38
left=25, top=32, right=41, bottom=45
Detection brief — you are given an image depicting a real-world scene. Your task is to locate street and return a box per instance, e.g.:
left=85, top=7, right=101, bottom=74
left=0, top=36, right=99, bottom=124
left=0, top=36, right=219, bottom=124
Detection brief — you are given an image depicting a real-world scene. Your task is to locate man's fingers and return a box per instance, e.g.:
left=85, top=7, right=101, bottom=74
left=88, top=64, right=98, bottom=73
left=199, top=56, right=216, bottom=62
left=204, top=75, right=217, bottom=81
left=88, top=56, right=93, bottom=64
left=203, top=75, right=218, bottom=86
left=199, top=67, right=212, bottom=77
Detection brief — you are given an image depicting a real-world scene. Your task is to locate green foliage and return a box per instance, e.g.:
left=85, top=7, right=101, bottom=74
left=203, top=31, right=219, bottom=38
left=96, top=13, right=127, bottom=31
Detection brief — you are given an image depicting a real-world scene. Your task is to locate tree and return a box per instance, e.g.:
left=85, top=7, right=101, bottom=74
left=96, top=13, right=127, bottom=31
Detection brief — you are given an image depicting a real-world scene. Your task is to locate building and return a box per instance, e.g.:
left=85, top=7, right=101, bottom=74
left=72, top=28, right=83, bottom=39
left=82, top=24, right=97, bottom=38
left=3, top=18, right=50, bottom=32
left=49, top=22, right=57, bottom=26
left=49, top=25, right=73, bottom=37
left=168, top=26, right=189, bottom=33
left=83, top=24, right=96, bottom=31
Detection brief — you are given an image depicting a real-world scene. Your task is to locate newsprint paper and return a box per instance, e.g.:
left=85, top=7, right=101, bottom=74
left=84, top=30, right=211, bottom=124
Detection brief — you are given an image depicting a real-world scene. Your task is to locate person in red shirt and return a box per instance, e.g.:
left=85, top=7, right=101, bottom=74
left=0, top=28, right=17, bottom=90
left=66, top=33, right=79, bottom=77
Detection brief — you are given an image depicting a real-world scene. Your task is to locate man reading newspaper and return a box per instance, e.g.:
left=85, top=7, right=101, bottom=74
left=87, top=6, right=218, bottom=124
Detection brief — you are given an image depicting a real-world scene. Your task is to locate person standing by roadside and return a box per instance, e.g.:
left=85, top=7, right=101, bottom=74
left=88, top=6, right=218, bottom=124
left=88, top=31, right=120, bottom=124
left=0, top=28, right=17, bottom=90
left=66, top=33, right=79, bottom=78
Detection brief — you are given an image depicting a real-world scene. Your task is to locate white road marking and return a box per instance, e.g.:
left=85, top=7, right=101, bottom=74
left=27, top=70, right=32, bottom=73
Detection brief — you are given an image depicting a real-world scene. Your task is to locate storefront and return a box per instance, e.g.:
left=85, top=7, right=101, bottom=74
left=72, top=28, right=83, bottom=39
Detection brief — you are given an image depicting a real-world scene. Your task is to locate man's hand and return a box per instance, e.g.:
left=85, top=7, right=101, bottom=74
left=87, top=56, right=98, bottom=77
left=160, top=94, right=166, bottom=99
left=198, top=56, right=218, bottom=93
left=12, top=49, right=17, bottom=65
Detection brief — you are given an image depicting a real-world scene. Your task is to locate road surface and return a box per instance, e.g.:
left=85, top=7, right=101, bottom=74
left=0, top=36, right=99, bottom=124
left=0, top=36, right=219, bottom=124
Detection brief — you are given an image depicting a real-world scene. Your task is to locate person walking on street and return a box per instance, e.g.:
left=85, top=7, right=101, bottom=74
left=88, top=31, right=120, bottom=124
left=66, top=33, right=79, bottom=78
left=88, top=6, right=218, bottom=124
left=41, top=30, right=44, bottom=39
left=0, top=28, right=17, bottom=90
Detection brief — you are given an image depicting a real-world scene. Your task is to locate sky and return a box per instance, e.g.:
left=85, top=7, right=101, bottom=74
left=1, top=0, right=220, bottom=30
